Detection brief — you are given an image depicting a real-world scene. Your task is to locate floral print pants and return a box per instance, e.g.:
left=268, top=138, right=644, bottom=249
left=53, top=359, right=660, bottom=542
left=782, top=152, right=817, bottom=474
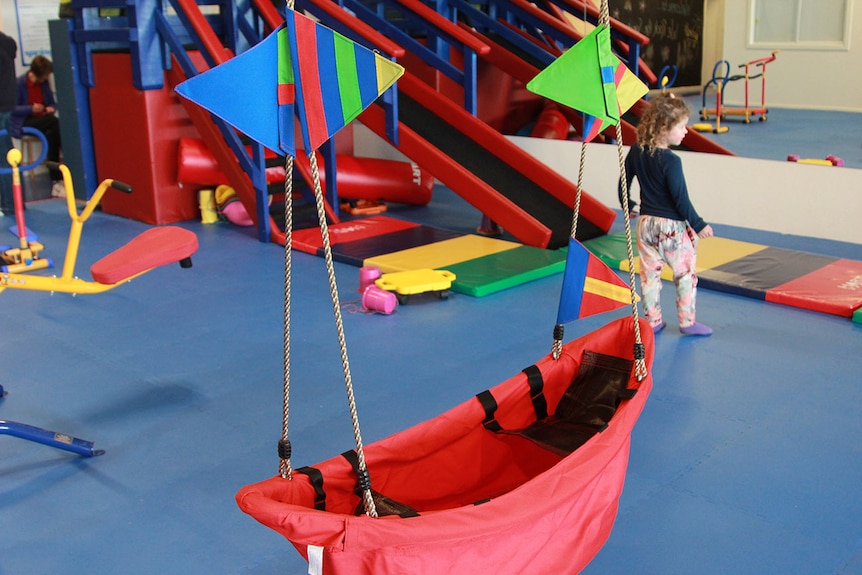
left=636, top=215, right=698, bottom=329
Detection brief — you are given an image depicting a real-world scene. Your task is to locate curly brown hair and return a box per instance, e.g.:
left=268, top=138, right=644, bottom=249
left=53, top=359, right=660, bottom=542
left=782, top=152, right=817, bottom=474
left=636, top=93, right=690, bottom=150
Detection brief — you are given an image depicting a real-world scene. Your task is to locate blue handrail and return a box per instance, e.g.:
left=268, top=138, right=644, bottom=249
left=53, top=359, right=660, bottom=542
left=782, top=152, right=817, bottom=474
left=0, top=127, right=49, bottom=175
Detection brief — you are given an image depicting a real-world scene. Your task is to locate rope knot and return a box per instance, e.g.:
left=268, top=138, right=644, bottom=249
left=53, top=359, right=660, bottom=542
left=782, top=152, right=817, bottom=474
left=278, top=439, right=292, bottom=460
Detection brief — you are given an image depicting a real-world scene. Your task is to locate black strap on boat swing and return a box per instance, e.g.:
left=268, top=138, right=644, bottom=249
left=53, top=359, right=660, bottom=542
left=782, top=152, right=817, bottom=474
left=341, top=450, right=421, bottom=518
left=524, top=364, right=549, bottom=420
left=477, top=364, right=548, bottom=433
left=295, top=466, right=327, bottom=511
left=477, top=351, right=636, bottom=456
left=477, top=390, right=503, bottom=432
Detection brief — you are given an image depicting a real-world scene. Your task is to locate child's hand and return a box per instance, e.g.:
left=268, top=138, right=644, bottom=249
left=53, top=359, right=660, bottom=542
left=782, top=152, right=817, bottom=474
left=697, top=225, right=714, bottom=239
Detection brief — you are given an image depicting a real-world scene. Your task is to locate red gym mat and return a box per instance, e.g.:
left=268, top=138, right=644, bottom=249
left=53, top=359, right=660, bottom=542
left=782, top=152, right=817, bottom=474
left=766, top=259, right=862, bottom=317
left=291, top=216, right=419, bottom=254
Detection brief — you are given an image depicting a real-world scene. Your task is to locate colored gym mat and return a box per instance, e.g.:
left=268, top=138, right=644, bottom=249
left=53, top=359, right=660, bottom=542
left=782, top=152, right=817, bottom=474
left=585, top=232, right=767, bottom=281
left=294, top=216, right=567, bottom=297
left=587, top=232, right=862, bottom=318
left=332, top=225, right=463, bottom=267
left=444, top=245, right=568, bottom=297
left=363, top=234, right=521, bottom=273
left=292, top=216, right=419, bottom=254
left=765, top=258, right=862, bottom=317
left=292, top=215, right=463, bottom=267
left=698, top=247, right=838, bottom=300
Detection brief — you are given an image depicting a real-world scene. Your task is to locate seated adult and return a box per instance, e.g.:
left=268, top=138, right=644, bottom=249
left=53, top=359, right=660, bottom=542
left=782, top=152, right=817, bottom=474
left=9, top=55, right=64, bottom=197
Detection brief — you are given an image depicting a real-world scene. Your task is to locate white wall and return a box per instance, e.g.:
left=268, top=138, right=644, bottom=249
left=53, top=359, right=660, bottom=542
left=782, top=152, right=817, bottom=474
left=355, top=124, right=862, bottom=244
left=703, top=0, right=862, bottom=112
left=508, top=135, right=862, bottom=245
left=0, top=0, right=56, bottom=75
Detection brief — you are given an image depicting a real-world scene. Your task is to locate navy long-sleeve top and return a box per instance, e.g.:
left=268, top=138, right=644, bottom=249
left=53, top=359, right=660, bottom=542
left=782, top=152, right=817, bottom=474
left=618, top=143, right=707, bottom=233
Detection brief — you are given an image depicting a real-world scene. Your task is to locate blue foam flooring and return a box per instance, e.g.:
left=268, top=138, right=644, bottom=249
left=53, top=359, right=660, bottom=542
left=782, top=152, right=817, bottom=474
left=2, top=187, right=861, bottom=575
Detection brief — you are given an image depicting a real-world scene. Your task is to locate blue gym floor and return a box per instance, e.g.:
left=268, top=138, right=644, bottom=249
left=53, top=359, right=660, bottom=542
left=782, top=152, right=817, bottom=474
left=2, top=108, right=861, bottom=575
left=682, top=97, right=862, bottom=169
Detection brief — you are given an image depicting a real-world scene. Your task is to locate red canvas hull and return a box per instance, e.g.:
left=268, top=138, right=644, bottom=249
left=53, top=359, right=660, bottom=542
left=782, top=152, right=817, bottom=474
left=237, top=316, right=654, bottom=574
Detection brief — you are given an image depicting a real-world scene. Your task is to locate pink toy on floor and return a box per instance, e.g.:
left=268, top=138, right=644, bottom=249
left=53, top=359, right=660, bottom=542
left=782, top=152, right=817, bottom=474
left=215, top=185, right=254, bottom=226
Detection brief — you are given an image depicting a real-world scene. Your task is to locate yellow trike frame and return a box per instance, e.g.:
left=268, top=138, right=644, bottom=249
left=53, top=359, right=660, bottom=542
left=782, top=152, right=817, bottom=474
left=1, top=160, right=198, bottom=295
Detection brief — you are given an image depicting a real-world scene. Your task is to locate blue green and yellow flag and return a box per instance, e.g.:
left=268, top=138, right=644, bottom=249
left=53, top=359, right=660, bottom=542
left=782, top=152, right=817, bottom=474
left=283, top=10, right=404, bottom=152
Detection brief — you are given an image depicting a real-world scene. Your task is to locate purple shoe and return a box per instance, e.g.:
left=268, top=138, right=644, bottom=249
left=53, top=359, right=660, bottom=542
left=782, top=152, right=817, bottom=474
left=680, top=322, right=713, bottom=336
left=652, top=321, right=666, bottom=334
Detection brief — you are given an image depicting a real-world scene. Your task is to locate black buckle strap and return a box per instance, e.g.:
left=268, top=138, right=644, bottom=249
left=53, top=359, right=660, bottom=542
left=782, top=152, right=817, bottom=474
left=476, top=390, right=502, bottom=432
left=522, top=364, right=548, bottom=421
left=295, top=466, right=326, bottom=510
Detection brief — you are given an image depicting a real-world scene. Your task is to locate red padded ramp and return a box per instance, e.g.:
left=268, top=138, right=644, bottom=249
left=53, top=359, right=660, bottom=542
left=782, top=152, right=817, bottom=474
left=463, top=24, right=735, bottom=156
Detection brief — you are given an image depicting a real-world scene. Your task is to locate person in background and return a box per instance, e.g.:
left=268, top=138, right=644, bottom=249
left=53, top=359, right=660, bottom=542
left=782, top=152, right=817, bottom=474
left=0, top=30, right=17, bottom=214
left=618, top=92, right=715, bottom=337
left=10, top=55, right=65, bottom=198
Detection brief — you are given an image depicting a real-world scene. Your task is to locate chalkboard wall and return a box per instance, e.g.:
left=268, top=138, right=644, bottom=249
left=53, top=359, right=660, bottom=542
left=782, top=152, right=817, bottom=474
left=610, top=0, right=704, bottom=88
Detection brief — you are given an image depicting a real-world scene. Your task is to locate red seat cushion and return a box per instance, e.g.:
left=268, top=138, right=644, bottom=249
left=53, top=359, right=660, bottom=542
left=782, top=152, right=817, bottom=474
left=90, top=227, right=198, bottom=285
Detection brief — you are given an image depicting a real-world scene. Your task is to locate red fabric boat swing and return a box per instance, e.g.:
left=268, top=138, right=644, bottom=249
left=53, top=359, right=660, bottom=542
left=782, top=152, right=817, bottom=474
left=237, top=316, right=653, bottom=574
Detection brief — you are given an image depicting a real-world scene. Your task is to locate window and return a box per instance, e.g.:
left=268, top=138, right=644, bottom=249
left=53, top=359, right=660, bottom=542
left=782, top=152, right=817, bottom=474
left=749, top=0, right=852, bottom=49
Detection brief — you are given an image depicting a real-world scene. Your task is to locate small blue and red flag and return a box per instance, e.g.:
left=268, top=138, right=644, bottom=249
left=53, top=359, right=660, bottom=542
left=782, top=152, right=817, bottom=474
left=556, top=238, right=634, bottom=324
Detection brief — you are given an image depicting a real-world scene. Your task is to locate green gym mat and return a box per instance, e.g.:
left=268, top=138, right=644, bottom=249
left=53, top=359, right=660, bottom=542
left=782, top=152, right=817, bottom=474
left=445, top=245, right=567, bottom=297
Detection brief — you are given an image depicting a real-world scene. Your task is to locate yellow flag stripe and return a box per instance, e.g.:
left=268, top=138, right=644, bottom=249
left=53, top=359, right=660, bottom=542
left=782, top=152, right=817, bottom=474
left=584, top=277, right=638, bottom=303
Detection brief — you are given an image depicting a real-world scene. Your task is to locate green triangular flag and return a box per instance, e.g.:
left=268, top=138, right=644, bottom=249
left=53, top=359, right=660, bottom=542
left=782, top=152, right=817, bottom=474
left=527, top=25, right=633, bottom=125
left=595, top=25, right=619, bottom=122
